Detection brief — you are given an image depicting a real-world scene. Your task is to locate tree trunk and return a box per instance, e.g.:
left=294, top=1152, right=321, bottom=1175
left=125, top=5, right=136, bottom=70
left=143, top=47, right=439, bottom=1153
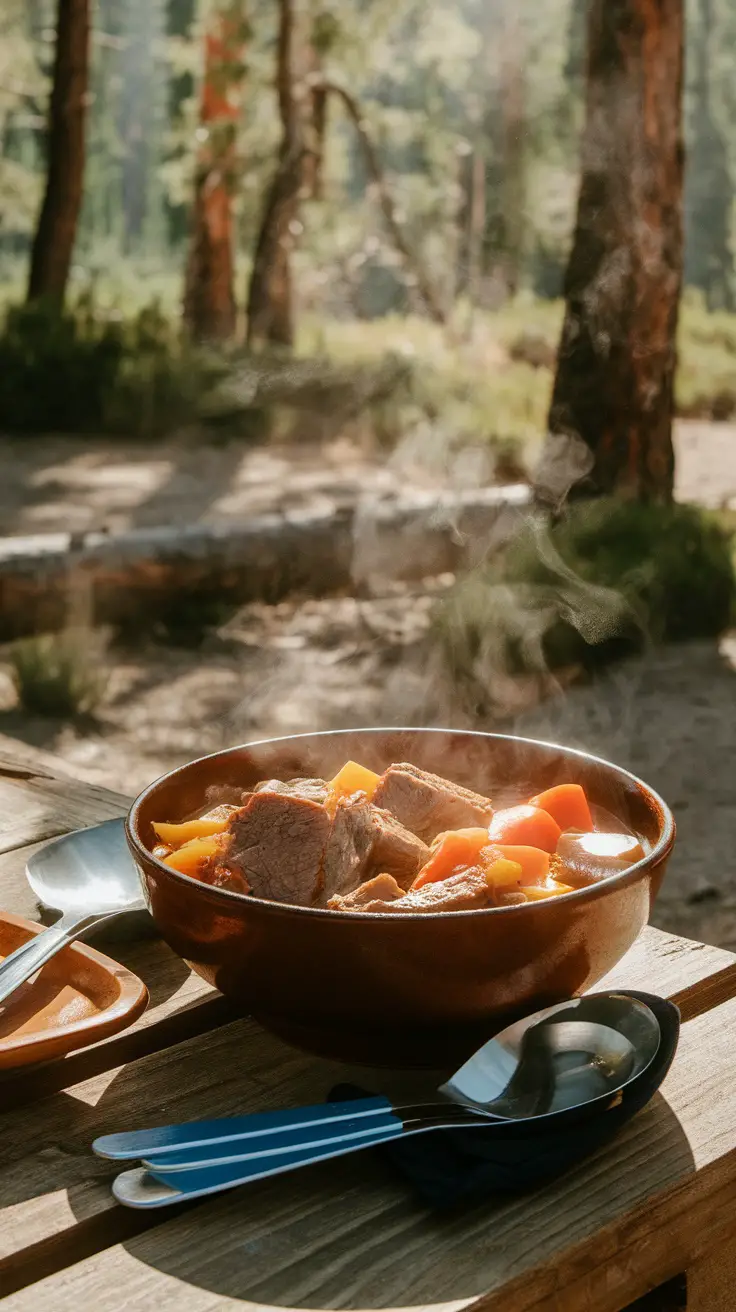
left=499, top=15, right=526, bottom=298
left=26, top=0, right=90, bottom=305
left=245, top=0, right=305, bottom=350
left=183, top=1, right=248, bottom=343
left=542, top=0, right=684, bottom=503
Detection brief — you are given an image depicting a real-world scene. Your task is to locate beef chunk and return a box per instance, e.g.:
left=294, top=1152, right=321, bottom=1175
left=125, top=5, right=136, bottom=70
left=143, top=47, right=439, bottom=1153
left=372, top=763, right=493, bottom=842
left=370, top=806, right=430, bottom=887
left=319, top=795, right=431, bottom=903
left=215, top=773, right=431, bottom=907
left=320, top=795, right=377, bottom=902
left=223, top=792, right=331, bottom=905
left=251, top=777, right=329, bottom=805
left=202, top=863, right=251, bottom=896
left=343, top=866, right=495, bottom=914
left=328, top=872, right=405, bottom=912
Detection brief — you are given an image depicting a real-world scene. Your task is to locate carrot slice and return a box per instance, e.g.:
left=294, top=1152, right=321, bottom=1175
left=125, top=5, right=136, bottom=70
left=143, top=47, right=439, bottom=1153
left=430, top=827, right=491, bottom=851
left=153, top=818, right=230, bottom=847
left=530, top=784, right=593, bottom=833
left=491, top=844, right=551, bottom=885
left=162, top=836, right=223, bottom=877
left=411, top=829, right=490, bottom=890
left=488, top=805, right=561, bottom=853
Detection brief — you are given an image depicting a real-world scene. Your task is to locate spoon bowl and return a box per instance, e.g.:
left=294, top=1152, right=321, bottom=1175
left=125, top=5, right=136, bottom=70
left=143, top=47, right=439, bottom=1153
left=442, top=992, right=659, bottom=1119
left=0, top=820, right=147, bottom=1009
left=27, top=818, right=144, bottom=918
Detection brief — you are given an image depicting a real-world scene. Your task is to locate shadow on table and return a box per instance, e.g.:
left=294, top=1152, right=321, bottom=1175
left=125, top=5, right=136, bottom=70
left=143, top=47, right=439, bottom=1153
left=110, top=1091, right=694, bottom=1309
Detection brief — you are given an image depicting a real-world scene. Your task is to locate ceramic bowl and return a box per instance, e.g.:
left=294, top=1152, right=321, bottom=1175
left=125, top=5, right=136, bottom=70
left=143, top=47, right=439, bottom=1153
left=126, top=729, right=674, bottom=1066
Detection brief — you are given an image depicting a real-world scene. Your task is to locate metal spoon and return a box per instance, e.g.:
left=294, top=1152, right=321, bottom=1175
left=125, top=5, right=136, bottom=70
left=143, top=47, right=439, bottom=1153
left=0, top=819, right=146, bottom=1007
left=98, top=991, right=660, bottom=1208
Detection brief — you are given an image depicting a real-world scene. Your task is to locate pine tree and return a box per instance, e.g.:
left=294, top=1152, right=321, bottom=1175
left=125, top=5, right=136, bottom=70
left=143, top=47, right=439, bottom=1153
left=183, top=0, right=249, bottom=341
left=542, top=0, right=685, bottom=503
left=245, top=0, right=306, bottom=349
left=27, top=0, right=91, bottom=303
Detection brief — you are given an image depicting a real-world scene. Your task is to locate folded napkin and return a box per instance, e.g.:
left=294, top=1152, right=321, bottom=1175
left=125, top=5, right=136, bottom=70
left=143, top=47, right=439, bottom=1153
left=329, top=991, right=679, bottom=1210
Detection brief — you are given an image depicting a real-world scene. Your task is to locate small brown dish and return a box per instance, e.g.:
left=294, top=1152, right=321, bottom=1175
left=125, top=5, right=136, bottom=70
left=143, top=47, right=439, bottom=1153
left=127, top=729, right=675, bottom=1067
left=0, top=911, right=148, bottom=1069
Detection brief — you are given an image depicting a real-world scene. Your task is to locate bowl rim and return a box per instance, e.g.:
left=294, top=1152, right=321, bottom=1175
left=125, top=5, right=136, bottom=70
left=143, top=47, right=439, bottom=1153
left=126, top=727, right=676, bottom=921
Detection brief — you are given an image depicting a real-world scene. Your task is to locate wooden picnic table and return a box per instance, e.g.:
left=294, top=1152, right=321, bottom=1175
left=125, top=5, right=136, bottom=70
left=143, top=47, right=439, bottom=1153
left=1, top=743, right=736, bottom=1312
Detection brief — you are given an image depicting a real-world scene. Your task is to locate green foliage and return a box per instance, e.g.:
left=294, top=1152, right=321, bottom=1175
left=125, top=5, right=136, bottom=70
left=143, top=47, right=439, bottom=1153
left=0, top=298, right=125, bottom=432
left=300, top=308, right=550, bottom=460
left=0, top=295, right=208, bottom=436
left=0, top=0, right=735, bottom=320
left=433, top=500, right=736, bottom=714
left=10, top=630, right=109, bottom=719
left=676, top=290, right=736, bottom=417
left=508, top=499, right=736, bottom=643
left=2, top=285, right=735, bottom=446
left=684, top=0, right=736, bottom=309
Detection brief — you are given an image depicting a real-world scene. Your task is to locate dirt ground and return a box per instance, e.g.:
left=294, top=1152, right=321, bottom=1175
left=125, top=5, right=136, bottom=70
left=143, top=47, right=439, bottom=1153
left=0, top=418, right=734, bottom=539
left=1, top=418, right=735, bottom=948
left=0, top=432, right=496, bottom=538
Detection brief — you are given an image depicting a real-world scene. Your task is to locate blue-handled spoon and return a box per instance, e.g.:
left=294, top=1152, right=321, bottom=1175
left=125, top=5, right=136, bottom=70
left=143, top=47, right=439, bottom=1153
left=96, top=992, right=661, bottom=1208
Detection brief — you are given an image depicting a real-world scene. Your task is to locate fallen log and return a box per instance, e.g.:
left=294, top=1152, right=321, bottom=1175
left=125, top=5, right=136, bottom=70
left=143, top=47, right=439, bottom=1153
left=0, top=485, right=530, bottom=641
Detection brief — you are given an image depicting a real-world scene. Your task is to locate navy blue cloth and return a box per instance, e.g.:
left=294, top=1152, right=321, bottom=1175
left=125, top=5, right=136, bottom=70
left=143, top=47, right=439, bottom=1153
left=329, top=991, right=680, bottom=1210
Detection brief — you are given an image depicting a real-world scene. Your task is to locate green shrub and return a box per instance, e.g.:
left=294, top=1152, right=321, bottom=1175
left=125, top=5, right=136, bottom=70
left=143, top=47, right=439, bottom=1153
left=9, top=629, right=109, bottom=718
left=433, top=499, right=736, bottom=715
left=0, top=298, right=124, bottom=433
left=0, top=295, right=209, bottom=436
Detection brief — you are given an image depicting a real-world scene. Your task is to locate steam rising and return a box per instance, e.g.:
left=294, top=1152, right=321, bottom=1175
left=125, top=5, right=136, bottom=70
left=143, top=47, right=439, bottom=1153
left=533, top=430, right=595, bottom=511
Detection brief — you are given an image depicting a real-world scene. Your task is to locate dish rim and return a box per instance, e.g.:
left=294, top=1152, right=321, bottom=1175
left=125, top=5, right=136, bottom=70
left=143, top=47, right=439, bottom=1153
left=0, top=909, right=149, bottom=1062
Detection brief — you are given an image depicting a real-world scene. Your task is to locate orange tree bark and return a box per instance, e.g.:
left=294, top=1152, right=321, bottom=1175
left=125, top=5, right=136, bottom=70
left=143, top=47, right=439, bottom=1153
left=545, top=0, right=684, bottom=502
left=27, top=0, right=91, bottom=305
left=184, top=1, right=249, bottom=342
left=245, top=0, right=304, bottom=349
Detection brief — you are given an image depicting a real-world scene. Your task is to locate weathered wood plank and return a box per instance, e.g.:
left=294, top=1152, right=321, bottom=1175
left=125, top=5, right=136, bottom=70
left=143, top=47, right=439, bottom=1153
left=600, top=924, right=736, bottom=1021
left=2, top=933, right=736, bottom=1307
left=4, top=991, right=736, bottom=1312
left=685, top=1230, right=736, bottom=1311
left=0, top=942, right=230, bottom=1109
left=0, top=767, right=128, bottom=858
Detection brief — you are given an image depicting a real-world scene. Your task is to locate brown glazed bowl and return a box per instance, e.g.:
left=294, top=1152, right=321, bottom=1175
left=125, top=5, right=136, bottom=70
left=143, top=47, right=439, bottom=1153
left=126, top=729, right=674, bottom=1067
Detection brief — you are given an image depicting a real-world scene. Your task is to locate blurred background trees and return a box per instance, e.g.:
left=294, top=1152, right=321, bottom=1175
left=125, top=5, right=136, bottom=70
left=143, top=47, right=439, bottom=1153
left=4, top=0, right=710, bottom=319
left=2, top=0, right=736, bottom=498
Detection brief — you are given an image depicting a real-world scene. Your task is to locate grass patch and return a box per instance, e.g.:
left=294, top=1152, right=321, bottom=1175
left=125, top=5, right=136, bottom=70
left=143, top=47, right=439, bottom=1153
left=300, top=306, right=551, bottom=466
left=433, top=499, right=736, bottom=716
left=10, top=629, right=109, bottom=718
left=0, top=279, right=734, bottom=445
